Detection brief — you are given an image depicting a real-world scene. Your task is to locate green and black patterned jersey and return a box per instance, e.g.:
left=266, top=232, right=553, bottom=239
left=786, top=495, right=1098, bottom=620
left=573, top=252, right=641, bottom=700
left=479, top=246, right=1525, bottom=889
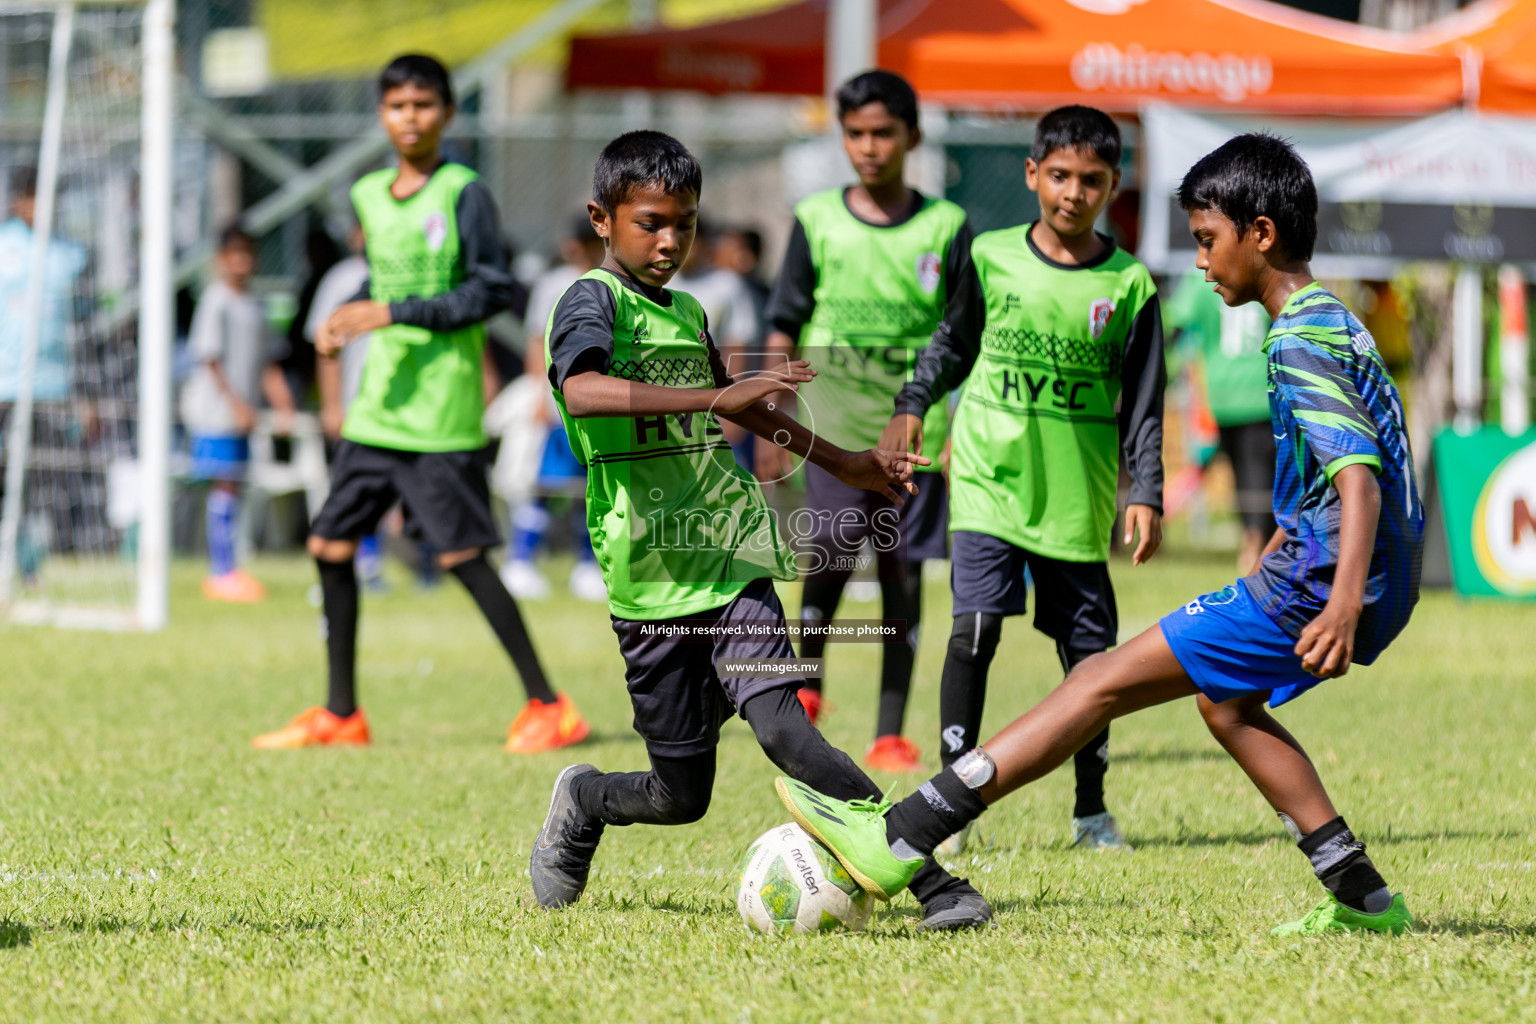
left=766, top=188, right=972, bottom=468
left=898, top=224, right=1166, bottom=561
left=346, top=163, right=516, bottom=452
left=547, top=268, right=795, bottom=620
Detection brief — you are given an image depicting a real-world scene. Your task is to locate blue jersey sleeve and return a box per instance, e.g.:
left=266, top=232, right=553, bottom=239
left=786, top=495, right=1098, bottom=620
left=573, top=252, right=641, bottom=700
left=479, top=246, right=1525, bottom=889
left=1269, top=332, right=1381, bottom=480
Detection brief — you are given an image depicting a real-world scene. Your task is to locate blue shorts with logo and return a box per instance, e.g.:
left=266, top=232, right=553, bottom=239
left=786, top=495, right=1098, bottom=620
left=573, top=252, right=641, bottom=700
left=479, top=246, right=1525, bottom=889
left=190, top=435, right=250, bottom=483
left=1158, top=578, right=1322, bottom=708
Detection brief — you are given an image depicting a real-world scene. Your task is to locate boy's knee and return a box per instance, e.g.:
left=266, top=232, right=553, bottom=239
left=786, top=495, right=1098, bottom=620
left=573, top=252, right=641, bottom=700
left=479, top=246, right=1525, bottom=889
left=1197, top=692, right=1267, bottom=736
left=652, top=779, right=710, bottom=825
left=437, top=547, right=483, bottom=570
left=947, top=612, right=1003, bottom=661
left=309, top=536, right=357, bottom=562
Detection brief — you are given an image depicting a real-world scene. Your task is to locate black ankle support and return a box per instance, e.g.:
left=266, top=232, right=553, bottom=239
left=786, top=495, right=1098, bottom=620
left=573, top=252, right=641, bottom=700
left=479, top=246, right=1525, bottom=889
left=1299, top=816, right=1388, bottom=911
left=886, top=767, right=989, bottom=857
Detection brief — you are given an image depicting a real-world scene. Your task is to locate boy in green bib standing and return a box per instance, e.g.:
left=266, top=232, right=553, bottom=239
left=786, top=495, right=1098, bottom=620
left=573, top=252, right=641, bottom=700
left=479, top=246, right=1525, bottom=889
left=253, top=54, right=589, bottom=754
left=884, top=106, right=1166, bottom=853
left=528, top=131, right=991, bottom=931
left=765, top=70, right=971, bottom=773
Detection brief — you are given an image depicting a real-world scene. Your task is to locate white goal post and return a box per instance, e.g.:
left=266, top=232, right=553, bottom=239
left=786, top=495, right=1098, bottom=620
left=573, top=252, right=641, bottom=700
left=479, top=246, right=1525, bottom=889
left=0, top=0, right=173, bottom=630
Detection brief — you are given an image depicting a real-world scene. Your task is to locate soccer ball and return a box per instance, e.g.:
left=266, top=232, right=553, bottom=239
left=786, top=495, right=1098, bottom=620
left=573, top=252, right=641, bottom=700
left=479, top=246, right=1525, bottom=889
left=736, top=822, right=873, bottom=935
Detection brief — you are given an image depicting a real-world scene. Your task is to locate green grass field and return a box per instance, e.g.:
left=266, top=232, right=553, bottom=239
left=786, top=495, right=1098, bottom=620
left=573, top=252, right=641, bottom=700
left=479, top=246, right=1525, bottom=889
left=2, top=550, right=1532, bottom=1022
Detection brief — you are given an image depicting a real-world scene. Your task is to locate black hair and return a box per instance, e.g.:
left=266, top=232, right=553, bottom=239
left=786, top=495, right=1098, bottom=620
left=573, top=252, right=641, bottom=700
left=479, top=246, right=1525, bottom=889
left=592, top=130, right=702, bottom=213
left=1177, top=133, right=1317, bottom=262
left=10, top=165, right=37, bottom=199
left=218, top=222, right=255, bottom=251
left=379, top=53, right=454, bottom=107
left=836, top=69, right=919, bottom=130
left=1031, top=105, right=1121, bottom=169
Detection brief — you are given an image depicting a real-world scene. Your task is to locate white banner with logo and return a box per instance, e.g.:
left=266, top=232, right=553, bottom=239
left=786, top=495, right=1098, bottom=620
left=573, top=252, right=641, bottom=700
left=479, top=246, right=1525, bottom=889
left=1141, top=104, right=1536, bottom=274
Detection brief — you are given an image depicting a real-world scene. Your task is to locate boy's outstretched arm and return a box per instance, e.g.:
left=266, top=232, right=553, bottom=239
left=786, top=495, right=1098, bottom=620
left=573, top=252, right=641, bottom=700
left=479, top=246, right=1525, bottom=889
left=722, top=399, right=929, bottom=505
left=1295, top=463, right=1380, bottom=679
left=882, top=239, right=983, bottom=456
left=1118, top=294, right=1168, bottom=565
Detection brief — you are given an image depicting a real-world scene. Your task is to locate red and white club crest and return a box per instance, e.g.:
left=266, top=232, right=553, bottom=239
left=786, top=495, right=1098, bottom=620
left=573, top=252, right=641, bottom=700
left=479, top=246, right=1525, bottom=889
left=915, top=251, right=942, bottom=294
left=1089, top=298, right=1115, bottom=340
left=422, top=211, right=449, bottom=253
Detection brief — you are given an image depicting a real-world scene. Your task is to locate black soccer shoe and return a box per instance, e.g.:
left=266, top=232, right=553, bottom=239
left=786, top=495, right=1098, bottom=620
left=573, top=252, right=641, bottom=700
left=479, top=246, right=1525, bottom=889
left=919, top=883, right=994, bottom=932
left=530, top=764, right=605, bottom=909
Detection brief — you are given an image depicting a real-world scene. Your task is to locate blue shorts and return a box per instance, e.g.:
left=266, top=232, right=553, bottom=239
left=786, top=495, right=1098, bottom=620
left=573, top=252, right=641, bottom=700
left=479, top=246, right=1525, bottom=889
left=1159, top=578, right=1322, bottom=708
left=190, top=435, right=250, bottom=483
left=537, top=425, right=586, bottom=488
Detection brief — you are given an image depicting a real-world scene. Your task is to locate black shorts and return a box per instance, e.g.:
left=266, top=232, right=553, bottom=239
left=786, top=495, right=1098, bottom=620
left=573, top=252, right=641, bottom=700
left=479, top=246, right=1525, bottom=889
left=611, top=578, right=800, bottom=757
left=799, top=463, right=948, bottom=568
left=310, top=440, right=502, bottom=553
left=950, top=530, right=1117, bottom=652
left=1217, top=421, right=1278, bottom=535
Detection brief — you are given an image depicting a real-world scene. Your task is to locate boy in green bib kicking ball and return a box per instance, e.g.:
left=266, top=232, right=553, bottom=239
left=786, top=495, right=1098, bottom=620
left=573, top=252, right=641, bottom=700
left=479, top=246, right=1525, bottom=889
left=883, top=105, right=1166, bottom=853
left=777, top=133, right=1421, bottom=937
left=529, top=130, right=991, bottom=930
left=253, top=54, right=589, bottom=754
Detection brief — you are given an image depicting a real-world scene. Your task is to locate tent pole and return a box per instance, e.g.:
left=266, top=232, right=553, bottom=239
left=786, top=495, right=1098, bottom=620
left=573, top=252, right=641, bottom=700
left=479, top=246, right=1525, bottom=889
left=1452, top=265, right=1484, bottom=434
left=826, top=0, right=876, bottom=102
left=1498, top=265, right=1530, bottom=436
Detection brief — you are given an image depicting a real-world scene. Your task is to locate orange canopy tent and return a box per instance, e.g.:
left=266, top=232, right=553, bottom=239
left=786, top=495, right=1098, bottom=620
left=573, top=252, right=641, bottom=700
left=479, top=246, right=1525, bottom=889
left=1410, top=0, right=1536, bottom=113
left=567, top=0, right=1467, bottom=114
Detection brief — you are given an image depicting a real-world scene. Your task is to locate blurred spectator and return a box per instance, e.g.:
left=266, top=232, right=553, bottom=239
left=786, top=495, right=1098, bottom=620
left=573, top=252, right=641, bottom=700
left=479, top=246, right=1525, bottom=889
left=676, top=220, right=762, bottom=473
left=180, top=224, right=295, bottom=603
left=283, top=226, right=342, bottom=406
left=1165, top=267, right=1273, bottom=569
left=498, top=213, right=606, bottom=602
left=716, top=226, right=770, bottom=322
left=305, top=222, right=387, bottom=589
left=0, top=165, right=88, bottom=579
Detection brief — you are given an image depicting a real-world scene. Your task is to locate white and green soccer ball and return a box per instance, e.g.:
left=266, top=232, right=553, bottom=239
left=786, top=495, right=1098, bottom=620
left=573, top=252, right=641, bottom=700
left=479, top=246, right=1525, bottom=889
left=736, top=822, right=873, bottom=935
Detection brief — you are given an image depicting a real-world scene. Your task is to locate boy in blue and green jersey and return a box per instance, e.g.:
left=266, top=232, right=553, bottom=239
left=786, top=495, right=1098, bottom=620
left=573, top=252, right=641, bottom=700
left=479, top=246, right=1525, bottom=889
left=885, top=106, right=1166, bottom=852
left=765, top=70, right=972, bottom=773
left=528, top=130, right=991, bottom=931
left=252, top=55, right=589, bottom=754
left=774, top=134, right=1422, bottom=939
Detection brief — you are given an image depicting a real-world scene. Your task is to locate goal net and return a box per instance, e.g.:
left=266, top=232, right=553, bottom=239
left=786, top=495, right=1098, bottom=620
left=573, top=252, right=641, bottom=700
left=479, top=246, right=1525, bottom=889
left=0, top=0, right=172, bottom=630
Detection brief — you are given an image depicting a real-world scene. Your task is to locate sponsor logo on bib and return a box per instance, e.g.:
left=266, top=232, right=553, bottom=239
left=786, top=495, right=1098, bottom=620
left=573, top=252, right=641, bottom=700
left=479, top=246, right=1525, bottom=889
left=422, top=211, right=449, bottom=253
left=1089, top=298, right=1115, bottom=339
left=916, top=251, right=942, bottom=294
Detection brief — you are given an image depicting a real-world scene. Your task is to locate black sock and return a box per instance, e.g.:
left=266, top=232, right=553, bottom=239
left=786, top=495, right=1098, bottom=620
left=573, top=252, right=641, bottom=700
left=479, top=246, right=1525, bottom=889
left=1060, top=644, right=1110, bottom=818
left=937, top=613, right=1003, bottom=768
left=797, top=569, right=851, bottom=694
left=573, top=751, right=715, bottom=827
left=317, top=558, right=359, bottom=718
left=885, top=766, right=990, bottom=859
left=741, top=686, right=967, bottom=904
left=874, top=566, right=922, bottom=738
left=1296, top=816, right=1391, bottom=912
left=448, top=554, right=557, bottom=704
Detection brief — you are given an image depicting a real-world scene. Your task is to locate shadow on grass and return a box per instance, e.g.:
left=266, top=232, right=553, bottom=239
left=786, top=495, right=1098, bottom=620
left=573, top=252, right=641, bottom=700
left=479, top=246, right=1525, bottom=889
left=1420, top=918, right=1536, bottom=938
left=1130, top=827, right=1515, bottom=849
left=0, top=920, right=31, bottom=948
left=56, top=914, right=329, bottom=936
left=1114, top=747, right=1225, bottom=765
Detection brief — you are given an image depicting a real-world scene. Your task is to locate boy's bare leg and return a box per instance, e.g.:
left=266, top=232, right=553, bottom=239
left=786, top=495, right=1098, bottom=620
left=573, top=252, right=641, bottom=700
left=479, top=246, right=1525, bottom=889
left=973, top=627, right=1197, bottom=804
left=1196, top=692, right=1337, bottom=833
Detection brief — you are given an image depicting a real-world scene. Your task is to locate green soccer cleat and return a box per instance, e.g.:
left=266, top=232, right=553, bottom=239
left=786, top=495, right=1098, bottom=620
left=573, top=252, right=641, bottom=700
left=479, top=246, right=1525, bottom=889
left=773, top=777, right=923, bottom=902
left=1270, top=893, right=1414, bottom=937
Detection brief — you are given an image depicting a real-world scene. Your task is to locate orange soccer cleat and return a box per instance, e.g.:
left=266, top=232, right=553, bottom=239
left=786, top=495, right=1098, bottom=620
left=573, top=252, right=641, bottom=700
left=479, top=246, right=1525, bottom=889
left=505, top=693, right=590, bottom=754
left=865, top=734, right=923, bottom=773
left=202, top=569, right=267, bottom=603
left=251, top=707, right=371, bottom=749
left=796, top=687, right=826, bottom=726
